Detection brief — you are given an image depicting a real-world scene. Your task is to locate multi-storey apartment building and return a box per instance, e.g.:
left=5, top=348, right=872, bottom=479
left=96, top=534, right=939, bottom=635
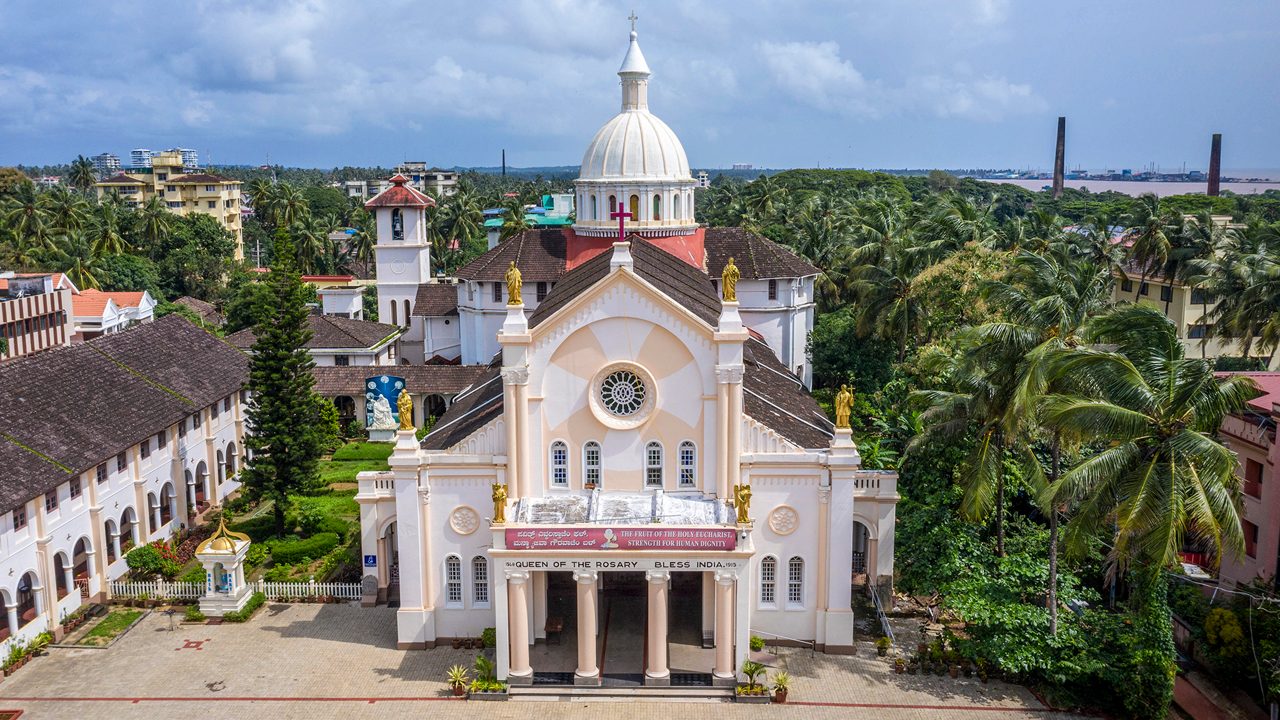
left=1217, top=373, right=1280, bottom=591
left=0, top=316, right=247, bottom=650
left=90, top=153, right=120, bottom=175
left=95, top=151, right=244, bottom=259
left=129, top=149, right=152, bottom=168
left=0, top=273, right=72, bottom=361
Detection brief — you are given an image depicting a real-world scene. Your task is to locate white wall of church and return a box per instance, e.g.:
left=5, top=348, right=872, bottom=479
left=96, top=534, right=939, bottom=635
left=426, top=475, right=496, bottom=638
left=424, top=316, right=461, bottom=361
left=736, top=277, right=815, bottom=387
left=744, top=474, right=824, bottom=642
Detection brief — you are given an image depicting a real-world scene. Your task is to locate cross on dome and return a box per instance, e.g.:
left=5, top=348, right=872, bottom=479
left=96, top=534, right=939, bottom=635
left=628, top=10, right=637, bottom=32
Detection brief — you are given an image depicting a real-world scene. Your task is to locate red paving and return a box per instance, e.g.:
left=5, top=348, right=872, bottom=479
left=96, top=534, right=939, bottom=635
left=1174, top=676, right=1229, bottom=720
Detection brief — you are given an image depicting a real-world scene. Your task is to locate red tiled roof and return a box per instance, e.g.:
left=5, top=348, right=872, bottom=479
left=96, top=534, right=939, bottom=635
left=1217, top=371, right=1280, bottom=414
left=364, top=175, right=435, bottom=209
left=71, top=293, right=114, bottom=317
left=80, top=289, right=147, bottom=308
left=97, top=173, right=145, bottom=185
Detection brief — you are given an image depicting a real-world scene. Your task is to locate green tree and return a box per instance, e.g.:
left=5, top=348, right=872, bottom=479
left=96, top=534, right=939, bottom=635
left=242, top=228, right=327, bottom=537
left=98, top=253, right=161, bottom=295
left=68, top=155, right=97, bottom=193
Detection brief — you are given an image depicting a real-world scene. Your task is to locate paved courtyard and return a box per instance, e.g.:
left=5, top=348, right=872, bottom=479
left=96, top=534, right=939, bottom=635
left=0, top=603, right=1080, bottom=719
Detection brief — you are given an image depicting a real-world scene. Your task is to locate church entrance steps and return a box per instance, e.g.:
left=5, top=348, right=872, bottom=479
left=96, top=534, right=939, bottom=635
left=508, top=684, right=733, bottom=702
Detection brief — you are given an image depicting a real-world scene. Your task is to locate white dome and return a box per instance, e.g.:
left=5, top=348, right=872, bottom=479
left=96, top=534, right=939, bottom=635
left=578, top=110, right=691, bottom=182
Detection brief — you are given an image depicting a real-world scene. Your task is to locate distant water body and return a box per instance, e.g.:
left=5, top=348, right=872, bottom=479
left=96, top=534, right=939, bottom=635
left=982, top=177, right=1280, bottom=198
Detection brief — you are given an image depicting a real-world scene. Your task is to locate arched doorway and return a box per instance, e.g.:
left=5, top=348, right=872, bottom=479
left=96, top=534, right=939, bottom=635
left=104, top=519, right=118, bottom=563
left=159, top=482, right=175, bottom=526
left=0, top=590, right=12, bottom=640
left=335, top=396, right=356, bottom=426
left=424, top=394, right=447, bottom=421
left=380, top=520, right=399, bottom=601
left=16, top=572, right=39, bottom=628
left=194, top=461, right=208, bottom=509
left=851, top=519, right=874, bottom=587
left=225, top=442, right=238, bottom=480
left=119, top=507, right=137, bottom=553
left=72, top=537, right=92, bottom=599
left=216, top=449, right=226, bottom=485
left=54, top=552, right=71, bottom=599
left=147, top=492, right=159, bottom=534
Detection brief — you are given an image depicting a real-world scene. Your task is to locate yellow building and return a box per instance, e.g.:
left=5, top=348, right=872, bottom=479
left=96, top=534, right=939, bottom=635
left=95, top=151, right=244, bottom=259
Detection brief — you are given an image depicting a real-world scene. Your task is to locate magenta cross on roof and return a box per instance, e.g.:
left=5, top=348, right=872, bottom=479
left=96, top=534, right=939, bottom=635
left=610, top=201, right=633, bottom=243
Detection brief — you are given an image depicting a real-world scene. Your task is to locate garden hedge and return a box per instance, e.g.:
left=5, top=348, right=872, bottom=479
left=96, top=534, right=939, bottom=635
left=271, top=533, right=340, bottom=565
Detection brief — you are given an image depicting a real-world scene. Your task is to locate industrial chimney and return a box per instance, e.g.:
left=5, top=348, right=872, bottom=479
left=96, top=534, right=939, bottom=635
left=1207, top=133, right=1222, bottom=197
left=1052, top=116, right=1066, bottom=199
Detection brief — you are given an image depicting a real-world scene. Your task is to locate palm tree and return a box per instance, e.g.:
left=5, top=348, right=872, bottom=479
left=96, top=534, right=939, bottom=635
left=274, top=183, right=310, bottom=228
left=921, top=193, right=998, bottom=254
left=137, top=196, right=174, bottom=255
left=742, top=174, right=788, bottom=225
left=290, top=213, right=336, bottom=275
left=1122, top=194, right=1180, bottom=302
left=2, top=182, right=48, bottom=245
left=67, top=155, right=97, bottom=194
left=1043, top=305, right=1253, bottom=594
left=88, top=201, right=128, bottom=256
left=245, top=178, right=276, bottom=219
left=972, top=250, right=1113, bottom=631
left=443, top=185, right=484, bottom=246
left=498, top=198, right=529, bottom=242
left=42, top=184, right=89, bottom=234
left=49, top=231, right=104, bottom=289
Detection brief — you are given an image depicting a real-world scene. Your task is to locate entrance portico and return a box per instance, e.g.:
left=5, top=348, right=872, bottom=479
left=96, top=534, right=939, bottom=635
left=492, top=547, right=751, bottom=686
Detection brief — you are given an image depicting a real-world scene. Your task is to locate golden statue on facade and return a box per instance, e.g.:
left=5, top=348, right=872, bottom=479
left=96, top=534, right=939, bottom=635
left=721, top=256, right=740, bottom=302
left=491, top=483, right=508, bottom=524
left=504, top=261, right=523, bottom=305
left=733, top=483, right=752, bottom=524
left=834, top=383, right=854, bottom=429
left=397, top=390, right=414, bottom=431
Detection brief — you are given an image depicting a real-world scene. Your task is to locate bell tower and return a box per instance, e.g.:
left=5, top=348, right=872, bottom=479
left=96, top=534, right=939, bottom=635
left=367, top=174, right=434, bottom=362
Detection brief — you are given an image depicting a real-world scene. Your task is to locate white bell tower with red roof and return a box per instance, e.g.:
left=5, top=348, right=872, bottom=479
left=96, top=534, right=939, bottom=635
left=367, top=174, right=435, bottom=363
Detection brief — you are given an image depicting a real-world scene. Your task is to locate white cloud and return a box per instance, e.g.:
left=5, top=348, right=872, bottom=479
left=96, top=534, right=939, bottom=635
left=757, top=39, right=1043, bottom=122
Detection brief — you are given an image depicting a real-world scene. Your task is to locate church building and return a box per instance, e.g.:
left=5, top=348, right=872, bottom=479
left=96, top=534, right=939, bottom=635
left=356, top=26, right=898, bottom=686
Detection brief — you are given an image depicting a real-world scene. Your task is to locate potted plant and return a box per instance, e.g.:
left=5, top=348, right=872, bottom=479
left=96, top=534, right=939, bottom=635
left=446, top=665, right=470, bottom=697
left=749, top=635, right=766, bottom=652
left=451, top=638, right=463, bottom=650
left=771, top=671, right=790, bottom=703
left=906, top=657, right=919, bottom=675
left=875, top=636, right=891, bottom=657
left=735, top=660, right=770, bottom=703
left=894, top=657, right=906, bottom=674
left=469, top=656, right=507, bottom=700
left=480, top=627, right=496, bottom=649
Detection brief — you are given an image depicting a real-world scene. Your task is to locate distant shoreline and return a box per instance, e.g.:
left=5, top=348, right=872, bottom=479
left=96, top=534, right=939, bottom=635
left=981, top=178, right=1279, bottom=197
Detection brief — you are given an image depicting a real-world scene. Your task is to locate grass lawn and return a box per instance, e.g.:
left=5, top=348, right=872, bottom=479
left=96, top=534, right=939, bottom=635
left=318, top=459, right=388, bottom=485
left=330, top=442, right=394, bottom=461
left=77, top=609, right=143, bottom=647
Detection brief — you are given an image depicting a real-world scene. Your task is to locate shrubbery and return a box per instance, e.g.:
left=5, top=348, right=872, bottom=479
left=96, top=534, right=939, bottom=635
left=270, top=533, right=339, bottom=565
left=125, top=542, right=181, bottom=580
left=222, top=592, right=266, bottom=623
left=330, top=442, right=393, bottom=462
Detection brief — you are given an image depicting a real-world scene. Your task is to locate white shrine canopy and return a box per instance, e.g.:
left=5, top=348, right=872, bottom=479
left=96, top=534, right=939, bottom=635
left=513, top=491, right=730, bottom=526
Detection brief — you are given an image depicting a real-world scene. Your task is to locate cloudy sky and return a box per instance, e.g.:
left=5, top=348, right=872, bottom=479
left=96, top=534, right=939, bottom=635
left=2, top=1, right=1277, bottom=171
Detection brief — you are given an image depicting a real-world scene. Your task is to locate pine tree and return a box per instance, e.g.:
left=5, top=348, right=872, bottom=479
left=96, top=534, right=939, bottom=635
left=243, top=227, right=325, bottom=536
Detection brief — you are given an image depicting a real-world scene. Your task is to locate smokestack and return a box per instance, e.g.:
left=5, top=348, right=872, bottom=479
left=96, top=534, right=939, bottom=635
left=1208, top=133, right=1222, bottom=197
left=502, top=149, right=506, bottom=178
left=1052, top=116, right=1066, bottom=199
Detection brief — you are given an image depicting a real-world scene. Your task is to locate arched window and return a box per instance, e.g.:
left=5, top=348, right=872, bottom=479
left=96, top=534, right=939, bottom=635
left=444, top=555, right=462, bottom=606
left=472, top=556, right=490, bottom=606
left=590, top=195, right=597, bottom=220
left=760, top=556, right=777, bottom=606
left=583, top=441, right=601, bottom=488
left=550, top=441, right=568, bottom=487
left=787, top=557, right=804, bottom=606
left=629, top=194, right=640, bottom=220
left=389, top=301, right=398, bottom=326
left=403, top=299, right=410, bottom=327
left=673, top=194, right=682, bottom=219
left=391, top=208, right=404, bottom=241
left=678, top=441, right=696, bottom=487
left=652, top=194, right=662, bottom=221
left=645, top=441, right=663, bottom=487
left=608, top=194, right=617, bottom=216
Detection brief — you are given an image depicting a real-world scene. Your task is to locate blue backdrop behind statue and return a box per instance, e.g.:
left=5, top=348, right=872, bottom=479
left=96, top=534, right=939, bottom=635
left=365, top=375, right=406, bottom=430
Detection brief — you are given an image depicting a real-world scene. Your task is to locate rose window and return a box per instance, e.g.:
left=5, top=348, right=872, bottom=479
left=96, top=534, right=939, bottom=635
left=600, top=370, right=647, bottom=416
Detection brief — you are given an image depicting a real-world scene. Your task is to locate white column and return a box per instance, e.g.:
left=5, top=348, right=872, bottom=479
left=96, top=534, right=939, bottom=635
left=5, top=606, right=17, bottom=637
left=507, top=570, right=533, bottom=682
left=714, top=571, right=735, bottom=680
left=573, top=570, right=599, bottom=683
left=645, top=569, right=670, bottom=685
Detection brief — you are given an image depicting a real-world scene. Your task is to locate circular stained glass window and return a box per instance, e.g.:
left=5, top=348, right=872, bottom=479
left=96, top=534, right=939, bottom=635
left=600, top=369, right=647, bottom=417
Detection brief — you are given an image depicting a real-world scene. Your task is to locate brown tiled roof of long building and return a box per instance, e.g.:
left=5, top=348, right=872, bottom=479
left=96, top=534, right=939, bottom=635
left=311, top=364, right=490, bottom=397
left=454, top=229, right=569, bottom=282
left=424, top=238, right=832, bottom=452
left=0, top=316, right=247, bottom=515
left=225, top=314, right=402, bottom=351
left=704, top=227, right=820, bottom=279
left=174, top=296, right=224, bottom=327
left=412, top=283, right=460, bottom=317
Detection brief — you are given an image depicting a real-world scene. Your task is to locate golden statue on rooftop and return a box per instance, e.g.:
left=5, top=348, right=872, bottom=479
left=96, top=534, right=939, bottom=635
left=834, top=383, right=854, bottom=429
left=505, top=261, right=523, bottom=305
left=721, top=256, right=740, bottom=302
left=397, top=390, right=414, bottom=431
left=491, top=482, right=508, bottom=524
left=733, top=483, right=752, bottom=524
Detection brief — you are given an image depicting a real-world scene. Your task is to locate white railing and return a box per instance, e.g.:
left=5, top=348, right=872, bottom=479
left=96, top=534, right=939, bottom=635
left=110, top=580, right=203, bottom=599
left=109, top=579, right=362, bottom=602
left=257, top=580, right=362, bottom=600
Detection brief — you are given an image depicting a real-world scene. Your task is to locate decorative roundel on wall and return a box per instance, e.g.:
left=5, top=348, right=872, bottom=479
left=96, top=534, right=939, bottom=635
left=768, top=506, right=800, bottom=536
left=588, top=362, right=657, bottom=429
left=449, top=506, right=481, bottom=535
left=390, top=261, right=406, bottom=275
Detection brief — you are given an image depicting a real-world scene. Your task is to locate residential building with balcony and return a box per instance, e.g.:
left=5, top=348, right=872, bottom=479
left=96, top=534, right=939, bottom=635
left=90, top=153, right=120, bottom=175
left=0, top=316, right=247, bottom=651
left=0, top=273, right=73, bottom=362
left=94, top=151, right=244, bottom=259
left=1217, top=372, right=1280, bottom=591
left=70, top=289, right=156, bottom=342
